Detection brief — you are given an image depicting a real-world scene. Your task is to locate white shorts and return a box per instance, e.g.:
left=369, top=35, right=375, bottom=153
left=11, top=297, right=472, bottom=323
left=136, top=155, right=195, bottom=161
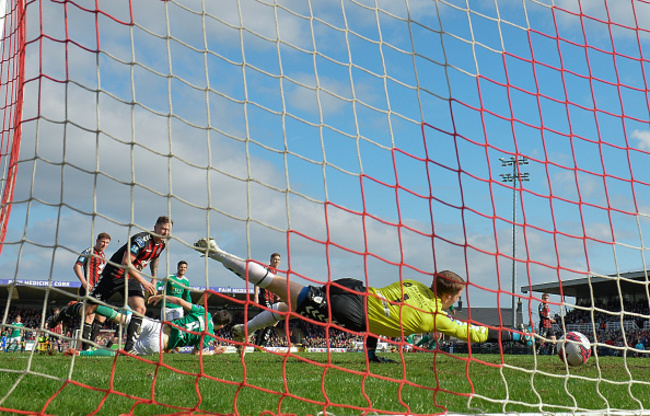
left=7, top=336, right=21, bottom=346
left=161, top=307, right=184, bottom=321
left=128, top=317, right=164, bottom=356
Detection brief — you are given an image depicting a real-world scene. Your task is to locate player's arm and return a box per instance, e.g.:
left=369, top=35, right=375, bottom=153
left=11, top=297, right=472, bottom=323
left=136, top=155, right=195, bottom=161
left=121, top=250, right=156, bottom=296
left=254, top=286, right=260, bottom=304
left=149, top=256, right=160, bottom=285
left=538, top=303, right=547, bottom=319
left=433, top=312, right=531, bottom=346
left=148, top=294, right=193, bottom=311
left=433, top=311, right=491, bottom=343
left=73, top=258, right=88, bottom=289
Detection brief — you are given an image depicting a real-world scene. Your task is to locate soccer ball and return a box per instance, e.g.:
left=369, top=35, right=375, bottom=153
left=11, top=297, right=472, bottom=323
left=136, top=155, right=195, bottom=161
left=557, top=331, right=591, bottom=366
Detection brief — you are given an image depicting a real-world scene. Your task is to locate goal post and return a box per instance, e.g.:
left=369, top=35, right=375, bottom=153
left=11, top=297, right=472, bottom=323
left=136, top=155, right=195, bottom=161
left=0, top=0, right=650, bottom=415
left=0, top=0, right=24, bottom=258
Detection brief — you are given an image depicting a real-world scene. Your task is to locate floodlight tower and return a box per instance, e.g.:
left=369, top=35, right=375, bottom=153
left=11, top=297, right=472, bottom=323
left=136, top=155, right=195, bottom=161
left=499, top=156, right=530, bottom=329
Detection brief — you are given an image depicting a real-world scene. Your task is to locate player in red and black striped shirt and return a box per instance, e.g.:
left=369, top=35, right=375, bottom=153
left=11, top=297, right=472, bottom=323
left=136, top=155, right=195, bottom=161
left=254, top=253, right=281, bottom=348
left=73, top=232, right=111, bottom=350
left=74, top=233, right=111, bottom=296
left=50, top=216, right=173, bottom=353
left=537, top=292, right=557, bottom=355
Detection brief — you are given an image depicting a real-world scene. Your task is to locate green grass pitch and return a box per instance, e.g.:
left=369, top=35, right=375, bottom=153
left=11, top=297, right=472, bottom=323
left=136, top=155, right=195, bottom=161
left=0, top=351, right=648, bottom=415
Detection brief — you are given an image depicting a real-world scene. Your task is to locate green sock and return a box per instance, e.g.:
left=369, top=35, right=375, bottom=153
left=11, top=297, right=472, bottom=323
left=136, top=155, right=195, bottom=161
left=78, top=349, right=115, bottom=357
left=94, top=305, right=119, bottom=320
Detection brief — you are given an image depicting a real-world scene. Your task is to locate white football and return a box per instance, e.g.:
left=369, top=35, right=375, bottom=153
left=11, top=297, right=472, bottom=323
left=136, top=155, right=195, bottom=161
left=557, top=331, right=591, bottom=366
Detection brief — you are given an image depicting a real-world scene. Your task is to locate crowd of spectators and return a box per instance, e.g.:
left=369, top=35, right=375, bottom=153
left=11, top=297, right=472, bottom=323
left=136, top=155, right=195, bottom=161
left=298, top=322, right=361, bottom=349
left=2, top=307, right=56, bottom=342
left=563, top=299, right=648, bottom=329
left=559, top=299, right=649, bottom=357
left=3, top=300, right=649, bottom=357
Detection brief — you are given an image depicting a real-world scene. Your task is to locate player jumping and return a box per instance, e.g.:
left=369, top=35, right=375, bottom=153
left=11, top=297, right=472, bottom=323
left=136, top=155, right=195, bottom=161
left=193, top=237, right=533, bottom=363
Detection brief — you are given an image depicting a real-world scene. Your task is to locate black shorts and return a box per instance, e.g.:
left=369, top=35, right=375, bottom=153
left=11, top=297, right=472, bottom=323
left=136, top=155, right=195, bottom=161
left=89, top=272, right=145, bottom=302
left=78, top=284, right=90, bottom=298
left=295, top=278, right=367, bottom=332
left=538, top=326, right=556, bottom=339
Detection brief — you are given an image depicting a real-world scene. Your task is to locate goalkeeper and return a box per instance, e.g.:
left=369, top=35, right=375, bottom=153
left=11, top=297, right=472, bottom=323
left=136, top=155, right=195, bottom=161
left=54, top=294, right=231, bottom=357
left=193, top=238, right=532, bottom=363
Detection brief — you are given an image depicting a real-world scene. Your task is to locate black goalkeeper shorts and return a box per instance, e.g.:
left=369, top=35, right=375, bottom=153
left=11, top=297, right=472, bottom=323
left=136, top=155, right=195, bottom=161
left=295, top=278, right=367, bottom=332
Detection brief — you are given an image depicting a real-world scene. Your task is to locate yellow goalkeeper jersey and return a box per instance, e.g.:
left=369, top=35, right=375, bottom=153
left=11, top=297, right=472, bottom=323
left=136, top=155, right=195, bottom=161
left=367, top=279, right=489, bottom=342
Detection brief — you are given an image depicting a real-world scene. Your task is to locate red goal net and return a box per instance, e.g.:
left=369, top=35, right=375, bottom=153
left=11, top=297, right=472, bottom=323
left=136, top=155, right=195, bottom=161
left=1, top=1, right=650, bottom=415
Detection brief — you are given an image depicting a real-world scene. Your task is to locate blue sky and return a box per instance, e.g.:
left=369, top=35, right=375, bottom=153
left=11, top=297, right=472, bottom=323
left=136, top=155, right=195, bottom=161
left=1, top=0, right=650, bottom=326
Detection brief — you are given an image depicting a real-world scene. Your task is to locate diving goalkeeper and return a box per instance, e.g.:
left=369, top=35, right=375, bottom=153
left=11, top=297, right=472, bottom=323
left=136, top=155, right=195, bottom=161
left=193, top=238, right=532, bottom=363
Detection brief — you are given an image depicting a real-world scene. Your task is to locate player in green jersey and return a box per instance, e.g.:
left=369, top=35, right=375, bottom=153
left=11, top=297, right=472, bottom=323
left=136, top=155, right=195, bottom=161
left=193, top=237, right=533, bottom=363
left=157, top=260, right=192, bottom=321
left=7, top=315, right=24, bottom=353
left=58, top=294, right=231, bottom=357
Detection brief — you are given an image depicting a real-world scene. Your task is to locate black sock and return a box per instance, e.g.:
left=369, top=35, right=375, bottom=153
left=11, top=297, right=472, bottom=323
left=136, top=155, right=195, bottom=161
left=124, top=315, right=143, bottom=352
left=256, top=327, right=273, bottom=347
left=81, top=323, right=93, bottom=350
left=366, top=336, right=379, bottom=360
left=91, top=320, right=103, bottom=344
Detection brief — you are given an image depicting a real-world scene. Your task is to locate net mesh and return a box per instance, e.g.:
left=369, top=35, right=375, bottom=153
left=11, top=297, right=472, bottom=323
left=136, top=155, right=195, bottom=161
left=0, top=0, right=650, bottom=415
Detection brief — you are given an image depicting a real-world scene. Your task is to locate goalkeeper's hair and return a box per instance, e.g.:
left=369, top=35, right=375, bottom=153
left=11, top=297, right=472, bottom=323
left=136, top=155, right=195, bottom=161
left=212, top=310, right=232, bottom=326
left=432, top=270, right=465, bottom=296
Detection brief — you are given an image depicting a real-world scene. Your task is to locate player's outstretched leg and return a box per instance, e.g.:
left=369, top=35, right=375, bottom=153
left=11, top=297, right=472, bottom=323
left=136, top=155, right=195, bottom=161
left=193, top=238, right=275, bottom=289
left=231, top=303, right=286, bottom=357
left=194, top=238, right=306, bottom=309
left=48, top=302, right=83, bottom=329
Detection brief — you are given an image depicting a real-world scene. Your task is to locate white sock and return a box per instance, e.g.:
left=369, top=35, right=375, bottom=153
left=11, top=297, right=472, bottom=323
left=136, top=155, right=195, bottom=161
left=210, top=249, right=274, bottom=289
left=246, top=304, right=283, bottom=332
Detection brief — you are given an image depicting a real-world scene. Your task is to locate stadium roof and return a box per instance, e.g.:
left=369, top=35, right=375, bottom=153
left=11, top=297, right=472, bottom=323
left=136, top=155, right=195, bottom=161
left=520, top=270, right=649, bottom=300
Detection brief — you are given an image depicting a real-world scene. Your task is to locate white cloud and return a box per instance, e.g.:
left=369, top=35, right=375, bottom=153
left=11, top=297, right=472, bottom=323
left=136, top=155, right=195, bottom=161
left=632, top=129, right=650, bottom=151
left=2, top=0, right=648, bottom=316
